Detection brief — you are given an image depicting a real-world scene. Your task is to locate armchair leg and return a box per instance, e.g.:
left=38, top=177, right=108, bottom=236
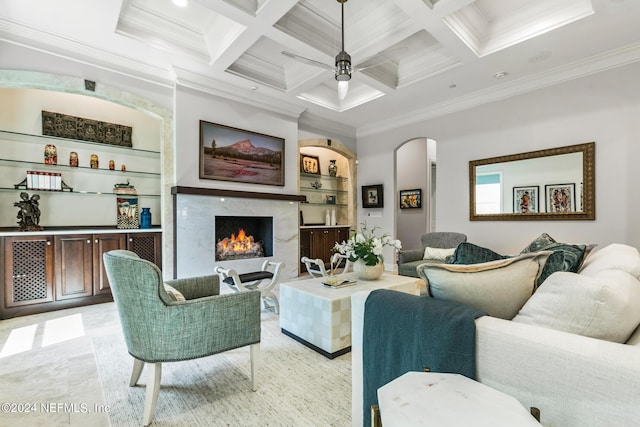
left=142, top=362, right=162, bottom=427
left=130, top=358, right=145, bottom=386
left=250, top=343, right=260, bottom=391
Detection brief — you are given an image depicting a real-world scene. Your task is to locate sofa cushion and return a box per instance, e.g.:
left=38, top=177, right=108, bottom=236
left=513, top=270, right=640, bottom=343
left=417, top=251, right=552, bottom=320
left=520, top=232, right=588, bottom=273
left=579, top=243, right=640, bottom=279
left=423, top=246, right=456, bottom=261
left=448, top=242, right=506, bottom=265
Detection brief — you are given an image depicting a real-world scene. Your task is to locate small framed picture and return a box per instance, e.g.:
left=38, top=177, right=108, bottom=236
left=545, top=183, right=576, bottom=212
left=513, top=186, right=539, bottom=213
left=300, top=154, right=321, bottom=175
left=362, top=184, right=384, bottom=208
left=399, top=189, right=422, bottom=209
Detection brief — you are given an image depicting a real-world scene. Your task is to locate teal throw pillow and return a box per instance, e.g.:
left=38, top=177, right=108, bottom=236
left=448, top=242, right=506, bottom=265
left=521, top=233, right=587, bottom=274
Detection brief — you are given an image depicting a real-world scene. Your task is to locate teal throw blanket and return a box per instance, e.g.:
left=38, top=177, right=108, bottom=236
left=362, top=289, right=485, bottom=426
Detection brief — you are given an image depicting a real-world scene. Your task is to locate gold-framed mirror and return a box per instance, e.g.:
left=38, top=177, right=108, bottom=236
left=469, top=142, right=595, bottom=221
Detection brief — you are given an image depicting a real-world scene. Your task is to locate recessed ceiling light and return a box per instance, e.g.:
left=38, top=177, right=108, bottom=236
left=251, top=86, right=258, bottom=91
left=173, top=0, right=189, bottom=7
left=494, top=71, right=508, bottom=79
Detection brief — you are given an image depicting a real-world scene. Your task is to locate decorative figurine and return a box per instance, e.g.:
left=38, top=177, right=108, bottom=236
left=69, top=151, right=79, bottom=167
left=14, top=192, right=43, bottom=231
left=90, top=153, right=99, bottom=169
left=121, top=164, right=126, bottom=171
left=109, top=160, right=115, bottom=170
left=44, top=144, right=57, bottom=165
left=328, top=159, right=338, bottom=177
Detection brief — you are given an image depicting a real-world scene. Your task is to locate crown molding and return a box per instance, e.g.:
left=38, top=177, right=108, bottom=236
left=298, top=112, right=357, bottom=142
left=173, top=66, right=305, bottom=119
left=0, top=18, right=174, bottom=88
left=357, top=41, right=640, bottom=138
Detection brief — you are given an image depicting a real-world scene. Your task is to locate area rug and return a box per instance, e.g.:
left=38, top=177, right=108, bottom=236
left=93, top=312, right=351, bottom=426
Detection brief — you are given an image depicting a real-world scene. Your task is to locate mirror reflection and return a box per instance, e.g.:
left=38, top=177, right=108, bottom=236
left=469, top=142, right=595, bottom=221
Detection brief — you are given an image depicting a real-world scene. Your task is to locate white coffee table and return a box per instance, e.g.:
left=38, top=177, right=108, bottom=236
left=279, top=272, right=420, bottom=358
left=377, top=372, right=541, bottom=426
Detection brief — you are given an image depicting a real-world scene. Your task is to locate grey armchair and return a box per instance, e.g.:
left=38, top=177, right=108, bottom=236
left=397, top=232, right=467, bottom=277
left=103, top=250, right=261, bottom=426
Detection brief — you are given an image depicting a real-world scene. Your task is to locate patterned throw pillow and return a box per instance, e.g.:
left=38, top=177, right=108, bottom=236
left=423, top=246, right=456, bottom=261
left=163, top=283, right=186, bottom=302
left=521, top=233, right=588, bottom=273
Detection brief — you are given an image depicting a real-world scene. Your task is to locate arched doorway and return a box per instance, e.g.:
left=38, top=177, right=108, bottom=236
left=394, top=137, right=436, bottom=251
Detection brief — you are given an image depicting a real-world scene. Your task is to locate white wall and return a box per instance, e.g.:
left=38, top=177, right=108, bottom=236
left=356, top=61, right=640, bottom=255
left=174, top=85, right=299, bottom=194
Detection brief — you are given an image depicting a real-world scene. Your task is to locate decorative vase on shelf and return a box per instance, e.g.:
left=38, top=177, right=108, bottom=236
left=90, top=154, right=99, bottom=169
left=353, top=259, right=384, bottom=280
left=69, top=151, right=78, bottom=167
left=140, top=208, right=152, bottom=229
left=44, top=144, right=57, bottom=165
left=328, top=159, right=337, bottom=177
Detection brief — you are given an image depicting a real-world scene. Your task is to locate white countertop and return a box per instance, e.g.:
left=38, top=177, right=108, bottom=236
left=0, top=227, right=163, bottom=237
left=300, top=225, right=351, bottom=229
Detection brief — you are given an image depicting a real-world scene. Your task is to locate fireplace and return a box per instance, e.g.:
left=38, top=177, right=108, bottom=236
left=215, top=216, right=273, bottom=261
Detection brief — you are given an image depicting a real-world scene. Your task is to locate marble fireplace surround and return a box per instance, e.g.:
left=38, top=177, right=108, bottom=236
left=172, top=187, right=305, bottom=280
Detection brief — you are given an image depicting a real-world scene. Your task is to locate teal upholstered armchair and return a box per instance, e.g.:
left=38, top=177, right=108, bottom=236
left=103, top=250, right=261, bottom=426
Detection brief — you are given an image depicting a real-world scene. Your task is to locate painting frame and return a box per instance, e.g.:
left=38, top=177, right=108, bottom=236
left=300, top=153, right=321, bottom=175
left=513, top=186, right=539, bottom=213
left=362, top=184, right=384, bottom=208
left=545, top=183, right=576, bottom=213
left=199, top=120, right=285, bottom=186
left=399, top=189, right=422, bottom=209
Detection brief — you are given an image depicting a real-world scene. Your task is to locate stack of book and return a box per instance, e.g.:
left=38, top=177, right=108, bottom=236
left=26, top=171, right=62, bottom=191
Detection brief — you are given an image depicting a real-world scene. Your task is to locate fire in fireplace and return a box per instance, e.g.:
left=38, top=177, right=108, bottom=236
left=216, top=228, right=264, bottom=260
left=215, top=216, right=273, bottom=261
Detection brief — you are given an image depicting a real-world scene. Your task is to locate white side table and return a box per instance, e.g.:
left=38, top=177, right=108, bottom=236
left=377, top=372, right=541, bottom=426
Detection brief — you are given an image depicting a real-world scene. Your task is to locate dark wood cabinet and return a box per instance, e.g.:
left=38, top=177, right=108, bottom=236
left=92, top=233, right=127, bottom=296
left=299, top=226, right=350, bottom=275
left=54, top=234, right=93, bottom=300
left=3, top=235, right=55, bottom=308
left=1, top=230, right=161, bottom=319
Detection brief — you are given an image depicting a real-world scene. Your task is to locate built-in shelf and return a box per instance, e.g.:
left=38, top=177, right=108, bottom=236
left=0, top=129, right=160, bottom=158
left=0, top=187, right=161, bottom=197
left=0, top=158, right=160, bottom=177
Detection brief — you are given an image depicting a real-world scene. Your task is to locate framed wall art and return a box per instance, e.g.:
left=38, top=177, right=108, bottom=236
left=362, top=184, right=384, bottom=208
left=199, top=120, right=284, bottom=186
left=399, top=189, right=422, bottom=209
left=513, top=186, right=539, bottom=213
left=300, top=154, right=320, bottom=175
left=545, top=183, right=576, bottom=213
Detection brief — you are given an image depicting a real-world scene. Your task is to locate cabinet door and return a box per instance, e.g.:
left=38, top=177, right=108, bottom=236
left=4, top=235, right=54, bottom=307
left=92, top=233, right=126, bottom=295
left=127, top=233, right=162, bottom=268
left=54, top=235, right=93, bottom=300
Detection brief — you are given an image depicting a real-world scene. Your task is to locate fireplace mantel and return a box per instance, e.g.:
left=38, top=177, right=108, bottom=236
left=171, top=186, right=306, bottom=202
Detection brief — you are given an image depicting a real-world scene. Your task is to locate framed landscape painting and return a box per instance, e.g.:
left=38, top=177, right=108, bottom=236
left=400, top=189, right=422, bottom=209
left=545, top=183, right=576, bottom=213
left=513, top=186, right=539, bottom=213
left=199, top=120, right=284, bottom=186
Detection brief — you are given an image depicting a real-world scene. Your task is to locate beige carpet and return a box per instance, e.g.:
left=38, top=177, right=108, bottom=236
left=93, top=310, right=352, bottom=426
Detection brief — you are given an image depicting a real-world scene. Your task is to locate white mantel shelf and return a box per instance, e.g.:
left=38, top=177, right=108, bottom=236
left=171, top=186, right=306, bottom=202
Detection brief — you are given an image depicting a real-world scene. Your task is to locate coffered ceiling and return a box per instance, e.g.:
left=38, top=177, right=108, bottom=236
left=1, top=0, right=640, bottom=136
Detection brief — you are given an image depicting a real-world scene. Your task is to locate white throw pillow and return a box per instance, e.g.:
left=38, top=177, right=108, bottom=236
left=423, top=246, right=456, bottom=261
left=163, top=283, right=186, bottom=302
left=579, top=243, right=640, bottom=279
left=419, top=251, right=552, bottom=320
left=513, top=270, right=640, bottom=343
left=626, top=324, right=640, bottom=346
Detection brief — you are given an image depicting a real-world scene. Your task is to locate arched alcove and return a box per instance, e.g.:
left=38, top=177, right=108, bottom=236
left=0, top=70, right=175, bottom=275
left=298, top=138, right=357, bottom=229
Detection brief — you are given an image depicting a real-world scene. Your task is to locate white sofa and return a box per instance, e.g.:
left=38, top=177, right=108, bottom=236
left=351, top=243, right=640, bottom=427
